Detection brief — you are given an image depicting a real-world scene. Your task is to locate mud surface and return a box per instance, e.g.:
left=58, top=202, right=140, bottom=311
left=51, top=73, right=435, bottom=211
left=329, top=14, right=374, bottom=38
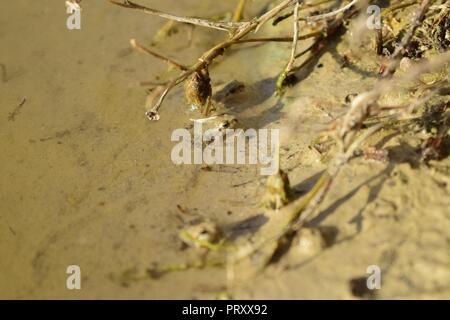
left=1, top=1, right=450, bottom=299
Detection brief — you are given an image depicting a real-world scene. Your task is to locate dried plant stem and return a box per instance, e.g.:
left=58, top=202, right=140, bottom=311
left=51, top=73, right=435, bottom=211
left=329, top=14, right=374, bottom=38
left=277, top=6, right=355, bottom=85
left=285, top=1, right=300, bottom=70
left=110, top=0, right=244, bottom=33
left=233, top=0, right=247, bottom=22
left=299, top=0, right=360, bottom=22
left=273, top=0, right=338, bottom=26
left=231, top=31, right=322, bottom=44
left=276, top=0, right=301, bottom=95
left=375, top=28, right=383, bottom=56
left=130, top=39, right=188, bottom=71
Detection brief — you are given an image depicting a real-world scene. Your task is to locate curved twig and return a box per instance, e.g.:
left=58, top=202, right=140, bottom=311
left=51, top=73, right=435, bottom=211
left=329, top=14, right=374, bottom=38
left=130, top=39, right=188, bottom=71
left=299, top=0, right=359, bottom=22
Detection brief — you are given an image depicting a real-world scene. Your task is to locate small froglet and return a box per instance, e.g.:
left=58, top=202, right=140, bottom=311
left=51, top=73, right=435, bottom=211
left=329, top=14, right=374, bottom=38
left=178, top=220, right=225, bottom=251
left=261, top=169, right=293, bottom=210
left=191, top=113, right=240, bottom=144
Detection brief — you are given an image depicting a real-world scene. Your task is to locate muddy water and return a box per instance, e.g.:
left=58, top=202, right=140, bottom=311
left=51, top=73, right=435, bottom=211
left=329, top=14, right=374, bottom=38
left=0, top=0, right=291, bottom=299
left=1, top=1, right=450, bottom=299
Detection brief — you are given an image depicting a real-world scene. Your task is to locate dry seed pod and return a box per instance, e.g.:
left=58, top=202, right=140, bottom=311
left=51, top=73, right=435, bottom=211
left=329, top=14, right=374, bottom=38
left=185, top=68, right=212, bottom=114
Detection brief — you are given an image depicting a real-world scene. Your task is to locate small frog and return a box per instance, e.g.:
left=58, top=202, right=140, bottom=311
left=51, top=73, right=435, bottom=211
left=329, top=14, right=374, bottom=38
left=261, top=169, right=293, bottom=210
left=178, top=220, right=225, bottom=251
left=204, top=113, right=239, bottom=133
left=191, top=113, right=240, bottom=144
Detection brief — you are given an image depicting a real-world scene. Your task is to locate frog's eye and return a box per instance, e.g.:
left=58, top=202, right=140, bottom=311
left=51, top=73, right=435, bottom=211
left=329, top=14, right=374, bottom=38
left=221, top=120, right=231, bottom=129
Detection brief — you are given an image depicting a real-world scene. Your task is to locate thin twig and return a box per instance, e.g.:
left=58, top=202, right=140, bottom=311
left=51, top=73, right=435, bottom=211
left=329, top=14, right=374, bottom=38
left=231, top=31, right=322, bottom=44
left=287, top=1, right=301, bottom=72
left=299, top=0, right=359, bottom=22
left=272, top=0, right=338, bottom=25
left=110, top=0, right=244, bottom=33
left=130, top=39, right=188, bottom=70
left=276, top=0, right=301, bottom=94
left=276, top=4, right=356, bottom=91
left=233, top=0, right=247, bottom=22
left=8, top=97, right=27, bottom=121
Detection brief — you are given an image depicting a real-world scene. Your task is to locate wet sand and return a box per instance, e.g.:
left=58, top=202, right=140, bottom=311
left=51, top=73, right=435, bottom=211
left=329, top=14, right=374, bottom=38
left=1, top=1, right=450, bottom=299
